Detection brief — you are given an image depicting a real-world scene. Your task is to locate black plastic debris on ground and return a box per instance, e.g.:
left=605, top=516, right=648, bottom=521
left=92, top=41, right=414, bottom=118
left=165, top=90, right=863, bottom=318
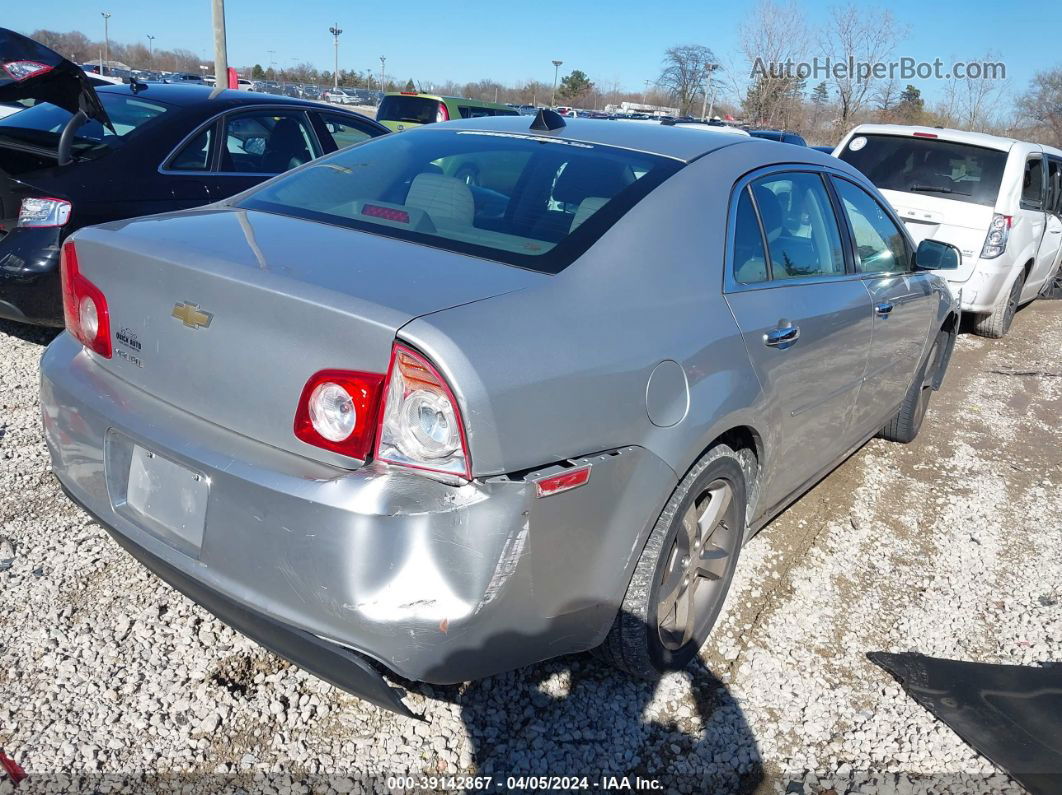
left=869, top=651, right=1062, bottom=795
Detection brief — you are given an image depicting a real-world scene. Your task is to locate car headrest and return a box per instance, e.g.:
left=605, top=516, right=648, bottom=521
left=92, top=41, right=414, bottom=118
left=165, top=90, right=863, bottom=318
left=405, top=173, right=475, bottom=227
left=553, top=158, right=632, bottom=206
left=570, top=196, right=609, bottom=232
left=752, top=185, right=783, bottom=243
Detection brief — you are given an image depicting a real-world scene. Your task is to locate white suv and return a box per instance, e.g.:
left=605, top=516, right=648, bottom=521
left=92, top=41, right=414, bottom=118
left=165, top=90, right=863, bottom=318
left=835, top=124, right=1062, bottom=337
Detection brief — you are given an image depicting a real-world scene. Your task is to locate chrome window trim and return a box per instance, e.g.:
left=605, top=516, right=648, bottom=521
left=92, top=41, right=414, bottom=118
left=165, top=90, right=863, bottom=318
left=157, top=104, right=361, bottom=177
left=723, top=163, right=864, bottom=294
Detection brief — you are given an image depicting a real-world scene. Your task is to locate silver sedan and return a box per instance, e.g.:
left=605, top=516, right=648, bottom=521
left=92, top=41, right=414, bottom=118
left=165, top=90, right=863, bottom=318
left=40, top=111, right=961, bottom=716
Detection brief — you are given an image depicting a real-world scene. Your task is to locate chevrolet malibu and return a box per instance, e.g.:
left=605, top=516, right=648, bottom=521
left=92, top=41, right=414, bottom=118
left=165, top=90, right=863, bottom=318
left=41, top=112, right=961, bottom=716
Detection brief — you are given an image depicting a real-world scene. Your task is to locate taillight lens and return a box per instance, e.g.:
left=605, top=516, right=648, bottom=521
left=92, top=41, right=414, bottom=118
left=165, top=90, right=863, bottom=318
left=436, top=101, right=450, bottom=123
left=2, top=60, right=52, bottom=81
left=293, top=370, right=385, bottom=459
left=60, top=242, right=111, bottom=358
left=18, top=197, right=72, bottom=228
left=980, top=213, right=1011, bottom=259
left=376, top=343, right=471, bottom=479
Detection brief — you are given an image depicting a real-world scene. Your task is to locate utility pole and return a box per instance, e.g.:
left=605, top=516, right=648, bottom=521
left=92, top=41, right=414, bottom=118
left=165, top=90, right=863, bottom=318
left=550, top=59, right=563, bottom=108
left=211, top=0, right=228, bottom=89
left=100, top=12, right=111, bottom=75
left=379, top=55, right=386, bottom=91
left=700, top=63, right=718, bottom=121
left=329, top=24, right=342, bottom=89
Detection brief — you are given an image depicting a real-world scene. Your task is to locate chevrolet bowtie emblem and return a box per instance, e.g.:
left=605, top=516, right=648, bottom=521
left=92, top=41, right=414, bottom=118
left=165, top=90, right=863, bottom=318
left=171, top=302, right=213, bottom=330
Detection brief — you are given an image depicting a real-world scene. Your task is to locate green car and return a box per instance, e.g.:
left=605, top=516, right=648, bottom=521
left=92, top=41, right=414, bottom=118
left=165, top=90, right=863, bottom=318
left=376, top=92, right=519, bottom=132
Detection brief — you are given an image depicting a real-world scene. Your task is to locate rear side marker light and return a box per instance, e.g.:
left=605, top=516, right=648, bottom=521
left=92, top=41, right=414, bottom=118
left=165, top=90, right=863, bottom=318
left=362, top=204, right=410, bottom=223
left=60, top=241, right=111, bottom=358
left=18, top=197, right=71, bottom=228
left=535, top=465, right=592, bottom=498
left=2, top=60, right=52, bottom=81
left=293, top=370, right=385, bottom=459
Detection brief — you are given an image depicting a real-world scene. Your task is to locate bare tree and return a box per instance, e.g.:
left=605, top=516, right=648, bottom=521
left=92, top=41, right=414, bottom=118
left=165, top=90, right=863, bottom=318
left=658, top=44, right=718, bottom=114
left=738, top=0, right=809, bottom=126
left=1017, top=67, right=1062, bottom=147
left=820, top=4, right=905, bottom=132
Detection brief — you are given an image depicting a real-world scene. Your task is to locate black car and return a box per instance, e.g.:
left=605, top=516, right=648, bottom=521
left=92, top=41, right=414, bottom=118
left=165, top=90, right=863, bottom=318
left=0, top=82, right=386, bottom=326
left=747, top=128, right=807, bottom=146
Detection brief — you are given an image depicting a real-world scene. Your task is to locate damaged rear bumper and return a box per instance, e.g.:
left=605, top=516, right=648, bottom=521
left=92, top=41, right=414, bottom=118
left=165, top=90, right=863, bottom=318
left=63, top=480, right=415, bottom=717
left=40, top=333, right=676, bottom=695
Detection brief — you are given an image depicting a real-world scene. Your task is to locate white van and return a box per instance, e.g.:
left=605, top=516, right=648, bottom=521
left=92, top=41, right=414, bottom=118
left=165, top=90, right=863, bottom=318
left=835, top=124, right=1062, bottom=337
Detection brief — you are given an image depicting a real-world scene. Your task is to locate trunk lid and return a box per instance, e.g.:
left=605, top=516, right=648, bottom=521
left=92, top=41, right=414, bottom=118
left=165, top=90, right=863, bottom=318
left=880, top=188, right=995, bottom=282
left=71, top=207, right=546, bottom=465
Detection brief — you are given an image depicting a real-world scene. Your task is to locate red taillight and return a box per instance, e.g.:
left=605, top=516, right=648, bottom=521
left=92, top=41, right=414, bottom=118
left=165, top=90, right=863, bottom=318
left=375, top=343, right=472, bottom=479
left=60, top=242, right=111, bottom=358
left=912, top=131, right=938, bottom=138
left=293, top=370, right=385, bottom=459
left=362, top=204, right=410, bottom=223
left=436, top=101, right=449, bottom=123
left=535, top=465, right=591, bottom=498
left=2, top=60, right=52, bottom=81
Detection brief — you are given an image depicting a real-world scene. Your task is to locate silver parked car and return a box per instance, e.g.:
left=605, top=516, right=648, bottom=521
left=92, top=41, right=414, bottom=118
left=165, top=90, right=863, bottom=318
left=40, top=112, right=961, bottom=716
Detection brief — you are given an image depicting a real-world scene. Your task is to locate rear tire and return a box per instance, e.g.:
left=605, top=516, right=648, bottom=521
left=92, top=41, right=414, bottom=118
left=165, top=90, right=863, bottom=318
left=879, top=329, right=947, bottom=444
left=598, top=444, right=746, bottom=679
left=973, top=270, right=1025, bottom=338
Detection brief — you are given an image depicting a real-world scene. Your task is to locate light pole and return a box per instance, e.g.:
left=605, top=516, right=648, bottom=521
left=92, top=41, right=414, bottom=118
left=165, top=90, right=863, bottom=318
left=100, top=12, right=111, bottom=75
left=700, top=63, right=719, bottom=121
left=379, top=55, right=386, bottom=91
left=550, top=59, right=563, bottom=108
left=146, top=34, right=155, bottom=58
left=329, top=24, right=342, bottom=90
left=211, top=0, right=228, bottom=89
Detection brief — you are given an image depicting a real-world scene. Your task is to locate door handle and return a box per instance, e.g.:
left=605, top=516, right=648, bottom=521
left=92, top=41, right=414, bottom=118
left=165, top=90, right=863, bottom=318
left=1050, top=229, right=1061, bottom=234
left=764, top=324, right=800, bottom=348
left=875, top=301, right=894, bottom=316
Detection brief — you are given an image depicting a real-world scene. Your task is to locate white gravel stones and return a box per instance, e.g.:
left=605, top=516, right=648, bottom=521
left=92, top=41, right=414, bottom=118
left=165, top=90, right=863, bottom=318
left=1, top=302, right=1060, bottom=792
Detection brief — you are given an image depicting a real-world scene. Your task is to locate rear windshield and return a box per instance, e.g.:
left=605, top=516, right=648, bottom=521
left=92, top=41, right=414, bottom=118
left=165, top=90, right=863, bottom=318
left=238, top=127, right=682, bottom=273
left=838, top=134, right=1007, bottom=207
left=377, top=95, right=440, bottom=125
left=0, top=92, right=170, bottom=158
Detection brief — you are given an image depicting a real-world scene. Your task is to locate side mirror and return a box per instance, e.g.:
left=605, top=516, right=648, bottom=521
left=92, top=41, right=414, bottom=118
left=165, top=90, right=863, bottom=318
left=915, top=239, right=961, bottom=271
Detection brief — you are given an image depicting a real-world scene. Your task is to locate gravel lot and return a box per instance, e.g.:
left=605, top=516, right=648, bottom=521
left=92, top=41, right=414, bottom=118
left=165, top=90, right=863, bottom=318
left=1, top=300, right=1059, bottom=794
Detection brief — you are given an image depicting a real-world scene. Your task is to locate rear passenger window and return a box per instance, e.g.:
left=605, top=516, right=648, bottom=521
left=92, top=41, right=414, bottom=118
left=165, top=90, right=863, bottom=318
left=1047, top=158, right=1062, bottom=215
left=317, top=113, right=374, bottom=150
left=169, top=126, right=214, bottom=171
left=732, top=188, right=768, bottom=283
left=1022, top=156, right=1044, bottom=209
left=222, top=112, right=316, bottom=174
left=751, top=173, right=846, bottom=280
left=832, top=178, right=910, bottom=273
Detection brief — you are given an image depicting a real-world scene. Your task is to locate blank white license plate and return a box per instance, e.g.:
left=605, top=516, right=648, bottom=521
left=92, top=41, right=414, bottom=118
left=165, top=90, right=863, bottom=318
left=126, top=445, right=208, bottom=552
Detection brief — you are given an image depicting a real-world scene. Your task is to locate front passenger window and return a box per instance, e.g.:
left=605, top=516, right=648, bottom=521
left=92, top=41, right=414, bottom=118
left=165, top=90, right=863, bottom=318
left=751, top=173, right=846, bottom=280
left=832, top=178, right=910, bottom=274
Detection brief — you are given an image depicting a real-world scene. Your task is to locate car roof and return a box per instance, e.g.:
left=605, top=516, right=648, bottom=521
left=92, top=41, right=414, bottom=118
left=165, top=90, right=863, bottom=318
left=845, top=123, right=1062, bottom=157
left=94, top=82, right=326, bottom=109
left=432, top=115, right=769, bottom=162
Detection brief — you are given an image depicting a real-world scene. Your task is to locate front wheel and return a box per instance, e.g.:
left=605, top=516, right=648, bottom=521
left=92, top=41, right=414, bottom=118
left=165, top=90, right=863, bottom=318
left=879, top=329, right=947, bottom=443
left=598, top=444, right=747, bottom=678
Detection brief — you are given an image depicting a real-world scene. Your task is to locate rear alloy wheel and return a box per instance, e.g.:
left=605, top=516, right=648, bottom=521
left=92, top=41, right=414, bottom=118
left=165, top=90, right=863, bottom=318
left=973, top=270, right=1025, bottom=339
left=879, top=329, right=946, bottom=443
left=598, top=445, right=746, bottom=678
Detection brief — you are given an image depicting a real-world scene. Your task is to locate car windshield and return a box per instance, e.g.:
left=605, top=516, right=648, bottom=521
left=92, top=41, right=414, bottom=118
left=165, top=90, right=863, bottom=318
left=839, top=134, right=1007, bottom=207
left=0, top=91, right=170, bottom=158
left=238, top=127, right=682, bottom=273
